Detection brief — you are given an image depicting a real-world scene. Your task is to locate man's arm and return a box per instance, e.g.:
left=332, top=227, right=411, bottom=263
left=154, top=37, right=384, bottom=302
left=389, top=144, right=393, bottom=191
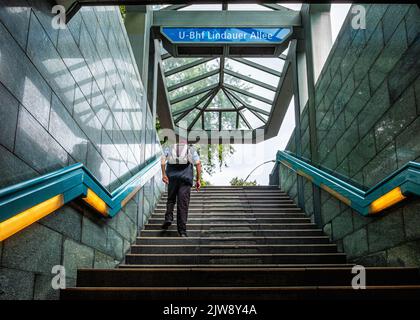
left=161, top=156, right=169, bottom=184
left=195, top=160, right=202, bottom=191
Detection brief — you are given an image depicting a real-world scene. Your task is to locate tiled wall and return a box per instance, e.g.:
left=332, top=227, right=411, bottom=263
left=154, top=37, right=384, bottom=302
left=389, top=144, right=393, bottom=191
left=280, top=4, right=420, bottom=267
left=0, top=2, right=163, bottom=299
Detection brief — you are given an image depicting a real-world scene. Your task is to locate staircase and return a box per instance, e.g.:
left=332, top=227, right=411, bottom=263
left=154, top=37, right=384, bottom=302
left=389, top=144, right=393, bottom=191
left=61, top=186, right=420, bottom=300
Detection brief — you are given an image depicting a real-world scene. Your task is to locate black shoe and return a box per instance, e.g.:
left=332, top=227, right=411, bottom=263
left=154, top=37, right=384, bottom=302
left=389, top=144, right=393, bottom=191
left=179, top=232, right=188, bottom=237
left=161, top=221, right=172, bottom=229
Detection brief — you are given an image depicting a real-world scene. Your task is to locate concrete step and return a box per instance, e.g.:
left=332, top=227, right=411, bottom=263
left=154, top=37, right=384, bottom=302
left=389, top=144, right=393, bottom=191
left=139, top=229, right=324, bottom=237
left=153, top=208, right=302, bottom=213
left=130, top=244, right=338, bottom=254
left=155, top=204, right=297, bottom=209
left=143, top=223, right=318, bottom=231
left=135, top=236, right=332, bottom=245
left=124, top=253, right=347, bottom=265
left=60, top=285, right=420, bottom=300
left=75, top=267, right=420, bottom=287
left=150, top=213, right=307, bottom=219
left=147, top=217, right=312, bottom=224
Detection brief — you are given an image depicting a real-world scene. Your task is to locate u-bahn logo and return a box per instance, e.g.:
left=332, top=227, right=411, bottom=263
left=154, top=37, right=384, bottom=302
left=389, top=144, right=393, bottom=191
left=161, top=27, right=292, bottom=44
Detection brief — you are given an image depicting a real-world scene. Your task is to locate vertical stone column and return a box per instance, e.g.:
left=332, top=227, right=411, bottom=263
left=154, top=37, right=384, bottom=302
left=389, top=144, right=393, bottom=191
left=300, top=4, right=333, bottom=225
left=124, top=5, right=153, bottom=164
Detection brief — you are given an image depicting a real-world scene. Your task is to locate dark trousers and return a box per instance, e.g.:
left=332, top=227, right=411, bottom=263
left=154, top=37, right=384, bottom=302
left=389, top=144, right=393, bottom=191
left=165, top=179, right=191, bottom=233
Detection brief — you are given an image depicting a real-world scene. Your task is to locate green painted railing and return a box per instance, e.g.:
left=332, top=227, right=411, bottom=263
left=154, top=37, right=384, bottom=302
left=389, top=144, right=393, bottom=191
left=0, top=155, right=161, bottom=241
left=277, top=151, right=420, bottom=216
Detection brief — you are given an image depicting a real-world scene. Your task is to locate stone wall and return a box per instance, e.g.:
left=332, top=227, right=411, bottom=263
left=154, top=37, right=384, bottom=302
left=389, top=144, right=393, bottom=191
left=279, top=4, right=420, bottom=267
left=0, top=2, right=163, bottom=299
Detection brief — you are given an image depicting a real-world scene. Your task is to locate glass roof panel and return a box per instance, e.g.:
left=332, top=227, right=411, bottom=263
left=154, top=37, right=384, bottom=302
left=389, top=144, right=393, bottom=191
left=277, top=3, right=302, bottom=11
left=204, top=112, right=219, bottom=130
left=169, top=74, right=219, bottom=101
left=225, top=58, right=280, bottom=86
left=237, top=116, right=249, bottom=129
left=242, top=109, right=265, bottom=128
left=166, top=59, right=219, bottom=86
left=177, top=108, right=200, bottom=129
left=224, top=74, right=276, bottom=101
left=162, top=57, right=200, bottom=71
left=206, top=90, right=236, bottom=110
left=171, top=91, right=211, bottom=113
left=228, top=91, right=273, bottom=112
left=192, top=116, right=202, bottom=130
left=179, top=4, right=223, bottom=11
left=221, top=112, right=237, bottom=130
left=228, top=4, right=273, bottom=11
left=242, top=57, right=284, bottom=71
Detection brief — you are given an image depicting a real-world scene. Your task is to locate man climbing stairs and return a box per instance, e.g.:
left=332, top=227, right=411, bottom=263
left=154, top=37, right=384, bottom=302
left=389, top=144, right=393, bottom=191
left=61, top=186, right=420, bottom=300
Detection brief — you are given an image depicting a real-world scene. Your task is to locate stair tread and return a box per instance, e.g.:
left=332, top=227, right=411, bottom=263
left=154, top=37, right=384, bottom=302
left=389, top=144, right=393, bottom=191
left=62, top=186, right=420, bottom=300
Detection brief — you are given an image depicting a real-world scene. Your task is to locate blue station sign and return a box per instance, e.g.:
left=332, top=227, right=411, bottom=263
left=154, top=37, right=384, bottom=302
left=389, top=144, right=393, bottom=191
left=161, top=27, right=292, bottom=44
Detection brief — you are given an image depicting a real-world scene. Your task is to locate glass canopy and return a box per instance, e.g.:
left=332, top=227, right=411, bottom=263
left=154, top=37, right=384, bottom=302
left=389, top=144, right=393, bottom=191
left=159, top=3, right=296, bottom=131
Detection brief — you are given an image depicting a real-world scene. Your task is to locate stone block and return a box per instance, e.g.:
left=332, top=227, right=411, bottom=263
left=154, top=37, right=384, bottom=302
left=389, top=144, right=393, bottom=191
left=403, top=200, right=420, bottom=240
left=323, top=223, right=332, bottom=241
left=26, top=12, right=76, bottom=112
left=341, top=29, right=366, bottom=79
left=39, top=205, right=82, bottom=242
left=374, top=86, right=416, bottom=151
left=0, top=267, right=34, bottom=300
left=27, top=0, right=60, bottom=45
left=395, top=116, right=420, bottom=167
left=0, top=1, right=31, bottom=49
left=365, top=5, right=388, bottom=41
left=34, top=274, right=59, bottom=300
left=73, top=88, right=103, bottom=150
left=388, top=36, right=420, bottom=103
left=336, top=121, right=359, bottom=164
left=367, top=211, right=405, bottom=252
left=348, top=132, right=376, bottom=177
left=352, top=250, right=387, bottom=267
left=333, top=72, right=355, bottom=117
left=353, top=22, right=384, bottom=87
left=2, top=223, right=62, bottom=274
left=106, top=227, right=124, bottom=261
left=81, top=215, right=108, bottom=254
left=362, top=143, right=397, bottom=188
left=0, top=144, right=38, bottom=189
left=387, top=239, right=420, bottom=267
left=49, top=93, right=88, bottom=164
left=0, top=22, right=51, bottom=128
left=0, top=77, right=19, bottom=151
left=343, top=227, right=369, bottom=258
left=352, top=212, right=372, bottom=230
left=357, top=81, right=390, bottom=138
left=368, top=19, right=408, bottom=93
left=63, top=239, right=94, bottom=279
left=382, top=4, right=411, bottom=43
left=331, top=209, right=354, bottom=240
left=321, top=197, right=341, bottom=224
left=404, top=5, right=420, bottom=46
left=15, top=107, right=68, bottom=174
left=86, top=142, right=111, bottom=188
left=323, top=71, right=342, bottom=110
left=344, top=76, right=371, bottom=128
left=94, top=250, right=119, bottom=269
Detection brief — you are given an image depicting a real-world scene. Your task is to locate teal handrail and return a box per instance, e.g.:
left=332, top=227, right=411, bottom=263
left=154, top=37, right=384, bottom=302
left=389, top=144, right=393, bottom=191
left=0, top=155, right=162, bottom=240
left=277, top=151, right=420, bottom=216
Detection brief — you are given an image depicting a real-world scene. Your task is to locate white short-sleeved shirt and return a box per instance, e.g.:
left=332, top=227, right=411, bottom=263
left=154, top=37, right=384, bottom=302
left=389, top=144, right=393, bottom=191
left=162, top=145, right=200, bottom=164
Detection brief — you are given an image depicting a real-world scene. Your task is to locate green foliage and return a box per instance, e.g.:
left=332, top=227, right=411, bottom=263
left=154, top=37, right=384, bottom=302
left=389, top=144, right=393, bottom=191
left=119, top=6, right=126, bottom=20
left=230, top=177, right=258, bottom=186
